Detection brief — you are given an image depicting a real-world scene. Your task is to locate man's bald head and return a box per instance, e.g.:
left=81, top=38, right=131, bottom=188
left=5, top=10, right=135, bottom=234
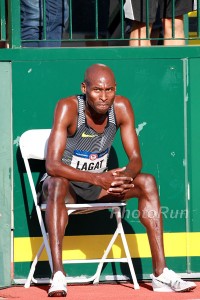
left=81, top=63, right=117, bottom=114
left=84, top=64, right=116, bottom=86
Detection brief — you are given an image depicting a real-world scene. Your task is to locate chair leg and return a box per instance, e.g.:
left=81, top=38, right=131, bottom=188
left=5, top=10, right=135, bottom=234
left=93, top=223, right=122, bottom=284
left=24, top=232, right=53, bottom=287
left=36, top=206, right=53, bottom=272
left=93, top=207, right=139, bottom=289
left=114, top=207, right=140, bottom=290
left=24, top=241, right=45, bottom=288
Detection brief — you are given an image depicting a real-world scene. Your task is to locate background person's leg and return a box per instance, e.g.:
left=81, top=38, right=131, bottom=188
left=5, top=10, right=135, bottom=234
left=124, top=0, right=158, bottom=46
left=161, top=0, right=194, bottom=46
left=129, top=21, right=152, bottom=46
left=40, top=0, right=68, bottom=47
left=21, top=0, right=41, bottom=47
left=163, top=16, right=185, bottom=45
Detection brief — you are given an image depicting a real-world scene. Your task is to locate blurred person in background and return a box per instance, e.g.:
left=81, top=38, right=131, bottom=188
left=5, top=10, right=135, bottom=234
left=124, top=0, right=194, bottom=46
left=21, top=0, right=68, bottom=47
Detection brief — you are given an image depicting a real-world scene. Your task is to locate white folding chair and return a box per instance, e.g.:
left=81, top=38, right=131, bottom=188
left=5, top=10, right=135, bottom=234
left=19, top=129, right=140, bottom=290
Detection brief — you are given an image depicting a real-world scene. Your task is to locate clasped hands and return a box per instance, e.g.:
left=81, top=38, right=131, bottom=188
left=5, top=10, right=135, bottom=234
left=107, top=167, right=134, bottom=195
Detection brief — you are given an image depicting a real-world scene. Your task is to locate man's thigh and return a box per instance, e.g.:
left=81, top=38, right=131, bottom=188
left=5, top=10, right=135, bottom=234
left=39, top=176, right=77, bottom=204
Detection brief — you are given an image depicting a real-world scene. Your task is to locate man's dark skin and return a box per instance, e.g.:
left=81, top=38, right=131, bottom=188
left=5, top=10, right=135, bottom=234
left=42, top=63, right=166, bottom=291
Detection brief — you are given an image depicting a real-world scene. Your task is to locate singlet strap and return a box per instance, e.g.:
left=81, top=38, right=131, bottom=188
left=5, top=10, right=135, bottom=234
left=77, top=95, right=85, bottom=128
left=77, top=94, right=116, bottom=128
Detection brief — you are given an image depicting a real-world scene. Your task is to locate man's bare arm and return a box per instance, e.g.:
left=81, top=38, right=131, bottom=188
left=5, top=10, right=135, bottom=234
left=107, top=96, right=142, bottom=194
left=116, top=96, right=142, bottom=177
left=45, top=97, right=127, bottom=191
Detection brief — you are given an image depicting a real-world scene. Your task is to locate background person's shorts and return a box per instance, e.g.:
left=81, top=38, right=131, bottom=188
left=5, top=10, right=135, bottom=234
left=124, top=0, right=194, bottom=23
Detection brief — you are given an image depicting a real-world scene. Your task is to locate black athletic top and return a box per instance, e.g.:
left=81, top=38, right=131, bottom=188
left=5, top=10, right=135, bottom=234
left=62, top=94, right=117, bottom=173
left=63, top=94, right=118, bottom=201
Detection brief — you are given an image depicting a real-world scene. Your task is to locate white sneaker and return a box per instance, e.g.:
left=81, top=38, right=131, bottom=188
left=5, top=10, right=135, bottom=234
left=150, top=268, right=197, bottom=292
left=48, top=271, right=67, bottom=297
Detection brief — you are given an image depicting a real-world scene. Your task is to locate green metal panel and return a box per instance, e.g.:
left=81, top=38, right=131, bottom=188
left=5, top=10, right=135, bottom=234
left=187, top=58, right=200, bottom=273
left=0, top=46, right=200, bottom=61
left=188, top=58, right=200, bottom=231
left=0, top=62, right=12, bottom=287
left=10, top=55, right=188, bottom=279
left=0, top=47, right=200, bottom=281
left=12, top=58, right=186, bottom=232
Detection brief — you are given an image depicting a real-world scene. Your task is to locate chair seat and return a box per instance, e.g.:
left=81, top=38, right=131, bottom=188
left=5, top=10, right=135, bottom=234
left=40, top=202, right=126, bottom=214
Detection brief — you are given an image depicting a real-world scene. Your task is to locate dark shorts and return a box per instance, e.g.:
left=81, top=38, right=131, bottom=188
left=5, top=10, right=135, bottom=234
left=124, top=0, right=194, bottom=23
left=39, top=173, right=102, bottom=204
left=70, top=181, right=102, bottom=203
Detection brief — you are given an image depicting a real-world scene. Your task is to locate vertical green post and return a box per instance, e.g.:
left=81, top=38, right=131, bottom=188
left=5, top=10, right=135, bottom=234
left=146, top=0, right=150, bottom=39
left=8, top=0, right=21, bottom=48
left=184, top=14, right=189, bottom=45
left=68, top=0, right=72, bottom=39
left=0, top=0, right=6, bottom=40
left=197, top=0, right=200, bottom=37
left=0, top=62, right=13, bottom=287
left=95, top=0, right=99, bottom=39
left=42, top=0, right=47, bottom=41
left=120, top=0, right=125, bottom=39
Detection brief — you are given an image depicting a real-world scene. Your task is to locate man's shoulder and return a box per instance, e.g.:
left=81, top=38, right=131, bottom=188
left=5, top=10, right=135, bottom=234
left=114, top=95, right=132, bottom=107
left=114, top=95, right=134, bottom=125
left=54, top=96, right=78, bottom=118
left=57, top=95, right=78, bottom=107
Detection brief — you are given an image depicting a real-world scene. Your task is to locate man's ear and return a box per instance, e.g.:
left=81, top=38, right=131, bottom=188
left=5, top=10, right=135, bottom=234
left=81, top=82, right=86, bottom=94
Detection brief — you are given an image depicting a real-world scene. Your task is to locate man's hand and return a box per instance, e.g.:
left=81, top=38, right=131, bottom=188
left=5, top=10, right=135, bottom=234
left=96, top=167, right=134, bottom=195
left=107, top=167, right=134, bottom=195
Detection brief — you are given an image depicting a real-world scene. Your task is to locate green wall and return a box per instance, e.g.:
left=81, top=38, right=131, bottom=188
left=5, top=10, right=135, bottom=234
left=0, top=46, right=200, bottom=284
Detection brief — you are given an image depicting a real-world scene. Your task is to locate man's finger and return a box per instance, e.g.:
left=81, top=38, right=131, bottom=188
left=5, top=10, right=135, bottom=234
left=112, top=167, right=126, bottom=176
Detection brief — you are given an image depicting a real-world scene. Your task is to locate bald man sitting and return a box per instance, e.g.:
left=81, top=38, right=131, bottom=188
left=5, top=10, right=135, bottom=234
left=38, top=63, right=196, bottom=297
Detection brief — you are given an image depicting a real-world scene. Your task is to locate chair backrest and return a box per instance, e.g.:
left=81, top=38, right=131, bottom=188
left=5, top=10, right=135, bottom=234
left=19, top=129, right=51, bottom=207
left=20, top=129, right=51, bottom=160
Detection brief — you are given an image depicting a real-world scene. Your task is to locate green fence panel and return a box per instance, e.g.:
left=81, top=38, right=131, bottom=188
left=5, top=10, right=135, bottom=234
left=11, top=53, right=187, bottom=280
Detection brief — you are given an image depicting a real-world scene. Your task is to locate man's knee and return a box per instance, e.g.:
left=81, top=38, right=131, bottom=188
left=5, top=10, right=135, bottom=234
left=135, top=173, right=157, bottom=194
left=44, top=176, right=70, bottom=201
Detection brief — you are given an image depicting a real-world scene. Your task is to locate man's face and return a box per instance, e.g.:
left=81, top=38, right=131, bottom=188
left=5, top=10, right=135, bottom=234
left=82, top=72, right=116, bottom=114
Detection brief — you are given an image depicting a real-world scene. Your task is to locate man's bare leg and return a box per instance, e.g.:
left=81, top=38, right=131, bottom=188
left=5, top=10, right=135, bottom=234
left=42, top=177, right=76, bottom=274
left=99, top=172, right=196, bottom=291
left=132, top=174, right=166, bottom=276
left=42, top=177, right=77, bottom=297
left=98, top=173, right=166, bottom=276
left=43, top=172, right=166, bottom=276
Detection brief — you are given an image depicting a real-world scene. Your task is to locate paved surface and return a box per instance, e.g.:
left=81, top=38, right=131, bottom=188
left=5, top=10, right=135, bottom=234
left=0, top=282, right=200, bottom=299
